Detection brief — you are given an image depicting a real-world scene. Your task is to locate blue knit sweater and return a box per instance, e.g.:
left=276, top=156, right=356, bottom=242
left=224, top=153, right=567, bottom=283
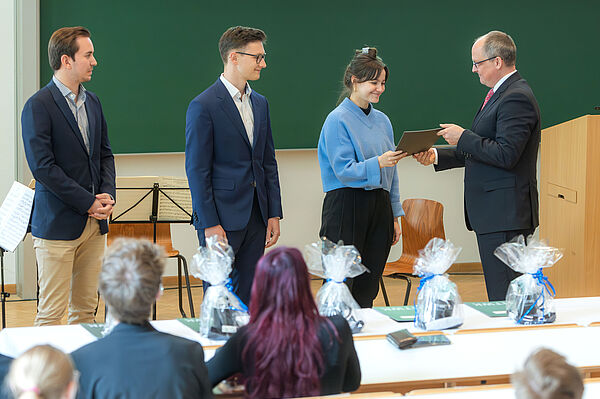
left=318, top=98, right=404, bottom=217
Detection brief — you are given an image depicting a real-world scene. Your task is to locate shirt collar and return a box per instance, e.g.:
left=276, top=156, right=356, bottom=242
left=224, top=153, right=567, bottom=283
left=220, top=74, right=252, bottom=100
left=493, top=69, right=517, bottom=92
left=52, top=75, right=87, bottom=103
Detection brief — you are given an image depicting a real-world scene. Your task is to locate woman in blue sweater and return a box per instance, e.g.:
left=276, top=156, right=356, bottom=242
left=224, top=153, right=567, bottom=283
left=317, top=47, right=405, bottom=308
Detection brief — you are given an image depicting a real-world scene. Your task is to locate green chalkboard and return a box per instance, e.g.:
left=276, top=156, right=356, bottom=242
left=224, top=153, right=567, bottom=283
left=40, top=1, right=600, bottom=153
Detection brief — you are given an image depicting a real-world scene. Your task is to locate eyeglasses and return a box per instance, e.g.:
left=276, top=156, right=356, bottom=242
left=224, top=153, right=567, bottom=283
left=235, top=51, right=266, bottom=64
left=472, top=56, right=498, bottom=69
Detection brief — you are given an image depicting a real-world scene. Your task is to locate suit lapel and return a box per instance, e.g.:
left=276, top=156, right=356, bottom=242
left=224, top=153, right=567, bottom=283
left=47, top=81, right=89, bottom=154
left=214, top=80, right=252, bottom=149
left=86, top=98, right=97, bottom=157
left=250, top=92, right=261, bottom=149
left=472, top=71, right=522, bottom=128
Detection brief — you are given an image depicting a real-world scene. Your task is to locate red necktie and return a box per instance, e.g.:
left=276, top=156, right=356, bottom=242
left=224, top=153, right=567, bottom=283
left=481, top=89, right=494, bottom=110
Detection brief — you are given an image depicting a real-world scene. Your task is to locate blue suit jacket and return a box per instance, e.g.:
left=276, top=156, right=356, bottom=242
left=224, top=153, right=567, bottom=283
left=435, top=72, right=540, bottom=234
left=185, top=79, right=282, bottom=232
left=71, top=322, right=213, bottom=399
left=21, top=80, right=116, bottom=240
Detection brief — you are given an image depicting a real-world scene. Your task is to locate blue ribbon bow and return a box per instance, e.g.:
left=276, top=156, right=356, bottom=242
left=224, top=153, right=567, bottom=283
left=325, top=278, right=347, bottom=283
left=517, top=268, right=555, bottom=324
left=413, top=274, right=438, bottom=326
left=216, top=278, right=249, bottom=313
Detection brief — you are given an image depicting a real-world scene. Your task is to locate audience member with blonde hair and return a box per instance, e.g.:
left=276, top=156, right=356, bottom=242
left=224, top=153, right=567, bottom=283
left=512, top=348, right=584, bottom=399
left=71, top=238, right=212, bottom=398
left=6, top=345, right=77, bottom=399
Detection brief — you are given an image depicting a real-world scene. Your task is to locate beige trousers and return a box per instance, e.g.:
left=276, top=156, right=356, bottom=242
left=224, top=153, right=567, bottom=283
left=33, top=217, right=105, bottom=326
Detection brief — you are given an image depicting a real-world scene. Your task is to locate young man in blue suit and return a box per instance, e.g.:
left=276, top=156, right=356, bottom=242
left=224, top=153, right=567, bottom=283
left=415, top=31, right=541, bottom=301
left=185, top=26, right=283, bottom=306
left=21, top=27, right=116, bottom=325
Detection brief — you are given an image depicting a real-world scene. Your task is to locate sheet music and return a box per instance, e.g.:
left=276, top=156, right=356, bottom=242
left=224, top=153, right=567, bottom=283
left=157, top=176, right=192, bottom=221
left=0, top=181, right=34, bottom=252
left=113, top=176, right=191, bottom=222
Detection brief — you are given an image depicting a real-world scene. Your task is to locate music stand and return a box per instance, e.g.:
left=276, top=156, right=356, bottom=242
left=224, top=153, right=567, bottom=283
left=0, top=181, right=34, bottom=329
left=109, top=176, right=194, bottom=320
left=0, top=248, right=10, bottom=328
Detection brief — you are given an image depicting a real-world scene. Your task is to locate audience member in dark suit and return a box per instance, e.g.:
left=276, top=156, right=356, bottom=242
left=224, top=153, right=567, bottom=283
left=512, top=348, right=584, bottom=399
left=6, top=345, right=76, bottom=399
left=71, top=239, right=213, bottom=399
left=185, top=26, right=283, bottom=306
left=0, top=354, right=12, bottom=399
left=21, top=26, right=116, bottom=326
left=414, top=31, right=541, bottom=300
left=207, top=247, right=361, bottom=398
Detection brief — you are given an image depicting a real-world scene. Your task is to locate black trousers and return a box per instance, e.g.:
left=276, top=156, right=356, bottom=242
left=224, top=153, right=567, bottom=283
left=319, top=188, right=394, bottom=308
left=197, top=191, right=266, bottom=307
left=475, top=228, right=535, bottom=301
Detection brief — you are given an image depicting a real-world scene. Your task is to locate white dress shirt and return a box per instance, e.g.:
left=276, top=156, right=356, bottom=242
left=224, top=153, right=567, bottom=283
left=220, top=75, right=254, bottom=147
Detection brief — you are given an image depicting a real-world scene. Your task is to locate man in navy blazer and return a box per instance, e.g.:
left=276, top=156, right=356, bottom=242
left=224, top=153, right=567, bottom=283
left=415, top=31, right=540, bottom=300
left=72, top=239, right=213, bottom=399
left=185, top=26, right=283, bottom=305
left=21, top=27, right=115, bottom=325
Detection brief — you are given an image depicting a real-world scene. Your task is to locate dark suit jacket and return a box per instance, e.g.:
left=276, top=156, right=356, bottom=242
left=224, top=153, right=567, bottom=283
left=0, top=354, right=12, bottom=399
left=207, top=314, right=361, bottom=396
left=436, top=72, right=540, bottom=234
left=185, top=79, right=282, bottom=232
left=21, top=80, right=116, bottom=240
left=71, top=322, right=213, bottom=399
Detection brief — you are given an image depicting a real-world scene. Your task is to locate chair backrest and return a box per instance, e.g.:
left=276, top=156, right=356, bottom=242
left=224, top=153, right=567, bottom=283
left=400, top=198, right=445, bottom=258
left=107, top=223, right=176, bottom=254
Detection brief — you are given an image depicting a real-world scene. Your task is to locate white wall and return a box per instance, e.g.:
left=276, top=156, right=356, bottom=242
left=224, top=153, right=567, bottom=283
left=0, top=0, right=18, bottom=285
left=115, top=149, right=479, bottom=277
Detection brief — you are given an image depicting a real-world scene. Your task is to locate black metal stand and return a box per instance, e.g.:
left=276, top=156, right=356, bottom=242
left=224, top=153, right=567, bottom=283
left=0, top=248, right=10, bottom=329
left=110, top=183, right=194, bottom=320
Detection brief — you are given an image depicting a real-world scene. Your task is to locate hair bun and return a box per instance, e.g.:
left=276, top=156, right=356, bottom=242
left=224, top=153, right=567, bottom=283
left=358, top=46, right=377, bottom=58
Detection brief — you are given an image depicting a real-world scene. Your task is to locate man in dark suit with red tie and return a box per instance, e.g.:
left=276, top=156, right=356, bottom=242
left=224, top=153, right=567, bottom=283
left=415, top=31, right=541, bottom=301
left=185, top=26, right=283, bottom=306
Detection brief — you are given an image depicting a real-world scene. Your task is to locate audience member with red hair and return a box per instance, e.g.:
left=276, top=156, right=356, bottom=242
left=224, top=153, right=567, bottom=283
left=207, top=246, right=361, bottom=398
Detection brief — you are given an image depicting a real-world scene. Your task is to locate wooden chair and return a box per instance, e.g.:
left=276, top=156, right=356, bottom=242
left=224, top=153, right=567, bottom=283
left=107, top=223, right=196, bottom=318
left=380, top=198, right=445, bottom=306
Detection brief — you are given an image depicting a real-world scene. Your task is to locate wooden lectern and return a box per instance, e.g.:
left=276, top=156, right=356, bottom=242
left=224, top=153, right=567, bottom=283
left=540, top=115, right=600, bottom=297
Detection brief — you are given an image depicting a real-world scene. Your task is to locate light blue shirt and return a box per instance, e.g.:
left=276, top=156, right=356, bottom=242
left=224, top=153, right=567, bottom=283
left=52, top=75, right=90, bottom=153
left=318, top=98, right=404, bottom=217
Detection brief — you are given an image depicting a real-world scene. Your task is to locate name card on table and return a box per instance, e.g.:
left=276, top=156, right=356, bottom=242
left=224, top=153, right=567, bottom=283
left=465, top=301, right=507, bottom=317
left=374, top=306, right=415, bottom=322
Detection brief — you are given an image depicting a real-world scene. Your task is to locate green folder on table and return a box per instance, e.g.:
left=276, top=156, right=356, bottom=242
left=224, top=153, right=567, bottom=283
left=81, top=323, right=105, bottom=339
left=374, top=306, right=415, bottom=322
left=465, top=301, right=507, bottom=317
left=177, top=318, right=201, bottom=332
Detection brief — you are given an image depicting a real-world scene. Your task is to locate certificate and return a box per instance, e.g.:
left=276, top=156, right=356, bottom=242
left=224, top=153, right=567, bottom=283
left=395, top=128, right=441, bottom=155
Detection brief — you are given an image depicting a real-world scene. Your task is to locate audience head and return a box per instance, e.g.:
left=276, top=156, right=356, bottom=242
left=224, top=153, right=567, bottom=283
left=249, top=246, right=317, bottom=318
left=7, top=345, right=77, bottom=399
left=244, top=247, right=328, bottom=398
left=99, top=238, right=164, bottom=325
left=512, top=348, right=584, bottom=399
left=339, top=46, right=389, bottom=105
